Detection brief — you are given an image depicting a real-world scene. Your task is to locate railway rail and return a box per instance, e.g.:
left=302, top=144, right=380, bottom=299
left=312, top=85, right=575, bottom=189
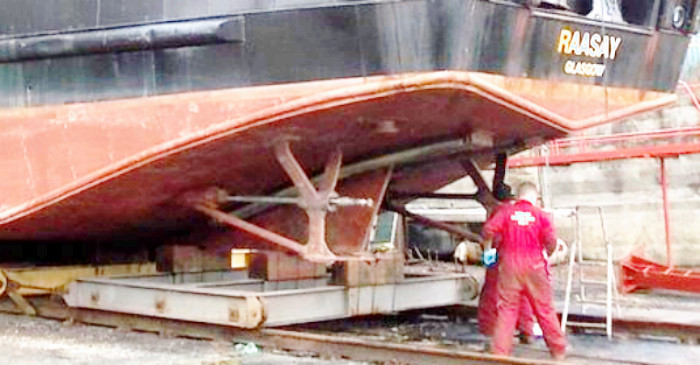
left=0, top=294, right=695, bottom=365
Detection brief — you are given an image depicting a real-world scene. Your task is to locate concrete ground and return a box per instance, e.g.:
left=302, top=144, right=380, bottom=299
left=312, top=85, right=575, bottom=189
left=0, top=312, right=364, bottom=365
left=521, top=332, right=700, bottom=364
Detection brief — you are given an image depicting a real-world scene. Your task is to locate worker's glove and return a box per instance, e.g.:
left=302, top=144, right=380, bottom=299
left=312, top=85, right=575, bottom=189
left=547, top=239, right=569, bottom=266
left=482, top=248, right=498, bottom=268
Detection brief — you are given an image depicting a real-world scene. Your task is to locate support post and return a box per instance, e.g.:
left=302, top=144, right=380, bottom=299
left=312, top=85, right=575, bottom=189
left=493, top=152, right=507, bottom=190
left=274, top=140, right=341, bottom=261
left=659, top=157, right=673, bottom=268
left=188, top=140, right=376, bottom=263
left=193, top=204, right=307, bottom=254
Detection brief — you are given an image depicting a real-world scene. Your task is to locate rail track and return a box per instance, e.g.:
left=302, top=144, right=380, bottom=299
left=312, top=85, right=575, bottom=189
left=0, top=295, right=694, bottom=365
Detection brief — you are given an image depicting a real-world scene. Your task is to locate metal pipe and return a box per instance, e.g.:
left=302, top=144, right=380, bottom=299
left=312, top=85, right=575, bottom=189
left=225, top=196, right=301, bottom=205
left=0, top=16, right=244, bottom=63
left=388, top=191, right=479, bottom=200
left=225, top=195, right=373, bottom=207
left=329, top=197, right=374, bottom=207
left=659, top=157, right=673, bottom=268
left=235, top=140, right=516, bottom=219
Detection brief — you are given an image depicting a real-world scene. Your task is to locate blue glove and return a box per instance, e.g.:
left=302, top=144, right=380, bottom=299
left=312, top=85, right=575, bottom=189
left=483, top=248, right=498, bottom=268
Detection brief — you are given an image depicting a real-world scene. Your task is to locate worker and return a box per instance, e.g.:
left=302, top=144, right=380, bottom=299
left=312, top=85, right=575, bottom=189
left=477, top=183, right=535, bottom=344
left=482, top=182, right=567, bottom=360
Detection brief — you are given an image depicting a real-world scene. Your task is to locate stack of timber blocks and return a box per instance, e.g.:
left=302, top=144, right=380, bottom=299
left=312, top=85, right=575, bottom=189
left=248, top=251, right=327, bottom=281
left=332, top=256, right=403, bottom=287
left=156, top=245, right=231, bottom=272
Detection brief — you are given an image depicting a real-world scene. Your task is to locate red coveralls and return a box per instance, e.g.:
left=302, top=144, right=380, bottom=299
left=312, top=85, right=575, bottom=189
left=478, top=265, right=534, bottom=337
left=482, top=200, right=567, bottom=357
left=478, top=203, right=534, bottom=337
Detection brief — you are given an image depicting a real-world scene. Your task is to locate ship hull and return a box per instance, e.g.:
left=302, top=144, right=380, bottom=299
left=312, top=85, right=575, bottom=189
left=0, top=0, right=689, bottom=244
left=0, top=71, right=674, bottom=241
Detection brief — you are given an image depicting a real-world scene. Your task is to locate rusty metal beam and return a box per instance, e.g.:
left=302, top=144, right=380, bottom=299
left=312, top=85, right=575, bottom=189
left=386, top=203, right=481, bottom=243
left=194, top=204, right=307, bottom=255
left=274, top=141, right=324, bottom=203
left=460, top=159, right=499, bottom=210
left=318, top=148, right=343, bottom=197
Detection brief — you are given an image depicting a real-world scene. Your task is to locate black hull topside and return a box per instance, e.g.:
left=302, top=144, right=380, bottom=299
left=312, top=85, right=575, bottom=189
left=0, top=0, right=692, bottom=109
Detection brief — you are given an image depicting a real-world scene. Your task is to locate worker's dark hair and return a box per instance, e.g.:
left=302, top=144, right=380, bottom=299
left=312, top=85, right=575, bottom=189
left=494, top=183, right=513, bottom=201
left=516, top=181, right=538, bottom=199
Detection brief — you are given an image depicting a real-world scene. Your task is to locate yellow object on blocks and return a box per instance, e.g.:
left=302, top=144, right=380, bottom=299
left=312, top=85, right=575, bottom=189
left=230, top=249, right=252, bottom=269
left=1, top=263, right=157, bottom=296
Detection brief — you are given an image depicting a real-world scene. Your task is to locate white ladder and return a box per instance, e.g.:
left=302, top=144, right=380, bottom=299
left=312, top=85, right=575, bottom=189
left=561, top=206, right=618, bottom=339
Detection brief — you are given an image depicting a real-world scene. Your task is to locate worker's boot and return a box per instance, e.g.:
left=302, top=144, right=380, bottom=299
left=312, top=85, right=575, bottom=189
left=552, top=344, right=571, bottom=361
left=552, top=351, right=566, bottom=361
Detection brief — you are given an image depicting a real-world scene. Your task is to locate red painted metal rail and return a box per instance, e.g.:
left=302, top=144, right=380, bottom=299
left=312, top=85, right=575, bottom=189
left=508, top=126, right=700, bottom=168
left=509, top=81, right=700, bottom=168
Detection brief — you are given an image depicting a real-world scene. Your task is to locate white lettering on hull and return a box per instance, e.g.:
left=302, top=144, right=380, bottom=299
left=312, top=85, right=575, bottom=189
left=557, top=29, right=622, bottom=60
left=557, top=28, right=622, bottom=78
left=564, top=60, right=606, bottom=77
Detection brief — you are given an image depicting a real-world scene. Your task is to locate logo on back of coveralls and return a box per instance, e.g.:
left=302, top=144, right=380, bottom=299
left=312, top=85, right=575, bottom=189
left=511, top=211, right=535, bottom=226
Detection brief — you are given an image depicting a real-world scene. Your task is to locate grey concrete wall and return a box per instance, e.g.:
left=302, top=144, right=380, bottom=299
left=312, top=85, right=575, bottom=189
left=540, top=154, right=700, bottom=266
left=531, top=85, right=700, bottom=265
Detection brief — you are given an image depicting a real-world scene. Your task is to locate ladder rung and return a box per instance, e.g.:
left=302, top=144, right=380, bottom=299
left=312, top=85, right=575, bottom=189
left=580, top=279, right=607, bottom=285
left=578, top=261, right=607, bottom=266
left=566, top=321, right=608, bottom=329
left=579, top=298, right=609, bottom=305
